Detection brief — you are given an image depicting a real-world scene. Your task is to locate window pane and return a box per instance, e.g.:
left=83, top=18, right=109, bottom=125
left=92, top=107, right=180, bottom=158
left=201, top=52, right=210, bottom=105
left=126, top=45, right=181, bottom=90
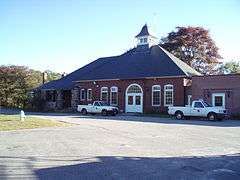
left=111, top=87, right=118, bottom=92
left=111, top=92, right=117, bottom=105
left=81, top=90, right=86, bottom=100
left=153, top=86, right=161, bottom=91
left=215, top=96, right=223, bottom=106
left=153, top=91, right=160, bottom=105
left=165, top=91, right=173, bottom=105
left=136, top=96, right=141, bottom=105
left=128, top=96, right=133, bottom=105
left=127, top=85, right=142, bottom=93
left=101, top=87, right=108, bottom=92
left=165, top=85, right=173, bottom=90
left=101, top=92, right=108, bottom=102
left=87, top=89, right=92, bottom=100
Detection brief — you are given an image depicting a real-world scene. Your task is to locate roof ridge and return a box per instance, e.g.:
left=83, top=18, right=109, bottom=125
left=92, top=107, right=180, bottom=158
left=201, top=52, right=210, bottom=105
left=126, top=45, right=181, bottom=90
left=157, top=45, right=201, bottom=76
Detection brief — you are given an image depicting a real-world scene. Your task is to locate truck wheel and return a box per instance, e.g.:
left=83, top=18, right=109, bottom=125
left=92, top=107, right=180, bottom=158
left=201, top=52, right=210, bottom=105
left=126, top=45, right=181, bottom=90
left=102, top=110, right=108, bottom=116
left=111, top=111, right=116, bottom=116
left=111, top=109, right=118, bottom=116
left=208, top=113, right=216, bottom=121
left=175, top=111, right=183, bottom=120
left=81, top=109, right=87, bottom=115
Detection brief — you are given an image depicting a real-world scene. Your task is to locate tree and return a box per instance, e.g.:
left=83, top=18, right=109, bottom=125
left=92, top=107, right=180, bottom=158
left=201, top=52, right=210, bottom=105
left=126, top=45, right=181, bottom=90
left=0, top=65, right=29, bottom=108
left=44, top=70, right=62, bottom=82
left=219, top=61, right=240, bottom=74
left=0, top=65, right=61, bottom=108
left=160, top=26, right=222, bottom=74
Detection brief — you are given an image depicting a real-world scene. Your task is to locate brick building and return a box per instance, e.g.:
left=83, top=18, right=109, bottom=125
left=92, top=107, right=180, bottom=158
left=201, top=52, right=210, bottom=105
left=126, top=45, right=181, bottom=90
left=191, top=74, right=240, bottom=114
left=37, top=25, right=240, bottom=115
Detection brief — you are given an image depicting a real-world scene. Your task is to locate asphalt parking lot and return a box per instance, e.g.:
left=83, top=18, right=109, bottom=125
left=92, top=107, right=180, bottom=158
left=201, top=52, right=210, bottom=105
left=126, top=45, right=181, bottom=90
left=0, top=114, right=240, bottom=180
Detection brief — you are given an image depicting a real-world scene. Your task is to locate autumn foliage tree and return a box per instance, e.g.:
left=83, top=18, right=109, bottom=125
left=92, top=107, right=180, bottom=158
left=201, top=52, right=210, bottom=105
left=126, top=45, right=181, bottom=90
left=219, top=60, right=240, bottom=74
left=160, top=27, right=222, bottom=74
left=0, top=65, right=61, bottom=108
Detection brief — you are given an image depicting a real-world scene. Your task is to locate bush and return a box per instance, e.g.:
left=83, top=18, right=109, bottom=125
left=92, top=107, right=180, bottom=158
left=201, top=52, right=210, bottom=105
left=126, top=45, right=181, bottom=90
left=25, top=91, right=46, bottom=111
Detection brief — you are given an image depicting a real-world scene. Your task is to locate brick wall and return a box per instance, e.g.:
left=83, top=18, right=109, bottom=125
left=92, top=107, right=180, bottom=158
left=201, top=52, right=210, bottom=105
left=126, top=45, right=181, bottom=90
left=73, top=77, right=187, bottom=113
left=192, top=74, right=240, bottom=114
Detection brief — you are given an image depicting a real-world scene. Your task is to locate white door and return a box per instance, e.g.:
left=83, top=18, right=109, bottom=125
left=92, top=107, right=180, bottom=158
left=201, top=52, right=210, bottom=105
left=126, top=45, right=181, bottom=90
left=212, top=93, right=225, bottom=108
left=125, top=84, right=143, bottom=113
left=126, top=93, right=143, bottom=113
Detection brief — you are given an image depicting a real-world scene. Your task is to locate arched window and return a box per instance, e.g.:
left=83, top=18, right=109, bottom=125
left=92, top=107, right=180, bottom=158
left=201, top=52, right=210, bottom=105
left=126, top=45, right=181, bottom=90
left=127, top=85, right=142, bottom=93
left=152, top=85, right=161, bottom=106
left=80, top=89, right=86, bottom=101
left=101, top=87, right=108, bottom=102
left=110, top=86, right=118, bottom=106
left=87, top=89, right=92, bottom=101
left=164, top=84, right=174, bottom=106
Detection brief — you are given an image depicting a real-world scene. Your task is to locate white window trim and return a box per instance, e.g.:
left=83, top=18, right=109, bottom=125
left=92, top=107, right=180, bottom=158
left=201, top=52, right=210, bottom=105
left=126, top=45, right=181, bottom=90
left=100, top=87, right=108, bottom=102
left=126, top=83, right=143, bottom=94
left=87, top=89, right=92, bottom=101
left=164, top=84, right=174, bottom=107
left=152, top=85, right=161, bottom=106
left=187, top=95, right=192, bottom=106
left=212, top=93, right=225, bottom=108
left=110, top=86, right=118, bottom=106
left=80, top=89, right=85, bottom=101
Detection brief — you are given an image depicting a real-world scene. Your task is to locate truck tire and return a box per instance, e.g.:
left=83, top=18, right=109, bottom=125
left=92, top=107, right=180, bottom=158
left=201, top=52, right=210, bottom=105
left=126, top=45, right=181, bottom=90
left=175, top=111, right=183, bottom=120
left=102, top=109, right=108, bottom=116
left=81, top=109, right=87, bottom=115
left=111, top=109, right=118, bottom=116
left=208, top=112, right=217, bottom=121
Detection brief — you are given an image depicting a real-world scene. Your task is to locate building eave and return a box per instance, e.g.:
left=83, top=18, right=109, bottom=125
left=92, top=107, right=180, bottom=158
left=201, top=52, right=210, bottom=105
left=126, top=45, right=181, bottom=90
left=74, top=75, right=189, bottom=83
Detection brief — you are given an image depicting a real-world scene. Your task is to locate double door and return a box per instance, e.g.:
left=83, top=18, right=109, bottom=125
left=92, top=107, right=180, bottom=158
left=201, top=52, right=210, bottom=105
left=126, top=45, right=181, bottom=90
left=126, top=93, right=143, bottom=113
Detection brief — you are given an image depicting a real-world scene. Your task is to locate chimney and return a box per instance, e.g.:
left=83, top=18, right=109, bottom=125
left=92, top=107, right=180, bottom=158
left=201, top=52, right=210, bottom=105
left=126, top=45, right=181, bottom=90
left=62, top=72, right=66, bottom=78
left=42, top=72, right=47, bottom=84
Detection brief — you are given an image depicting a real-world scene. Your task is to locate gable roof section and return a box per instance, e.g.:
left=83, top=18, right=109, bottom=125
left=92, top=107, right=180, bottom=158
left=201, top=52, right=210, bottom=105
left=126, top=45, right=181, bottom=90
left=37, top=57, right=111, bottom=90
left=38, top=45, right=201, bottom=90
left=159, top=47, right=201, bottom=76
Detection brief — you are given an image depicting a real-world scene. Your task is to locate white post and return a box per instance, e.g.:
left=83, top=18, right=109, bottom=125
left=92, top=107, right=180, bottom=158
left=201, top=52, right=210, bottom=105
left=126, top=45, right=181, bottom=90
left=20, top=110, right=26, bottom=121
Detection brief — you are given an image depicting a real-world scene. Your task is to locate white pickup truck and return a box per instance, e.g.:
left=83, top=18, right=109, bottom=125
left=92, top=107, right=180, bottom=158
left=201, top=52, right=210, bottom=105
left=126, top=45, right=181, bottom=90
left=168, top=100, right=227, bottom=120
left=77, top=101, right=119, bottom=116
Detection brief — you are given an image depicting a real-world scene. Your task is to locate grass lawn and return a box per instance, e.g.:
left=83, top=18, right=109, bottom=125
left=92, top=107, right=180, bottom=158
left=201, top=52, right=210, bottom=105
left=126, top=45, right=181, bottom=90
left=0, top=115, right=71, bottom=131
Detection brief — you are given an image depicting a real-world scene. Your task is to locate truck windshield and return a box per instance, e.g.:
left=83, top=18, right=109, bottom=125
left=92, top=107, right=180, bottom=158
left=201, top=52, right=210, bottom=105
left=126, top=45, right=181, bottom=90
left=203, top=101, right=211, bottom=107
left=99, top=102, right=109, bottom=106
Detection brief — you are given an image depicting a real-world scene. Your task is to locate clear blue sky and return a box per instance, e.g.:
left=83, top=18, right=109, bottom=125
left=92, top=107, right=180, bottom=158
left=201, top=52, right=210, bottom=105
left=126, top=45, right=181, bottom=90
left=0, top=0, right=240, bottom=73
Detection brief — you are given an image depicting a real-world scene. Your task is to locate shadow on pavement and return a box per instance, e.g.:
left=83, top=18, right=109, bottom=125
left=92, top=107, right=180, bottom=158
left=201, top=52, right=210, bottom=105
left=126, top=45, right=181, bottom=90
left=68, top=114, right=240, bottom=127
left=0, top=154, right=240, bottom=180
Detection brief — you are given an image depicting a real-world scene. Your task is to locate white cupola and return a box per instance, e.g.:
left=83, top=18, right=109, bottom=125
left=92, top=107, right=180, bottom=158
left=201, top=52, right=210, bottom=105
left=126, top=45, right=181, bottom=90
left=135, top=24, right=157, bottom=48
